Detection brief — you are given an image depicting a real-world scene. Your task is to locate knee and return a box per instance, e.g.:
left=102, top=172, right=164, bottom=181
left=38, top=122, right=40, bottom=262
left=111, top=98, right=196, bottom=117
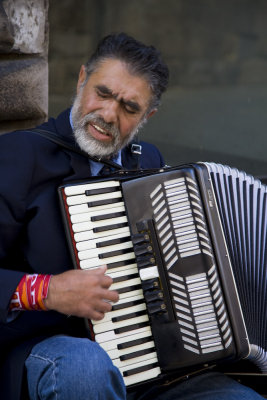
left=27, top=336, right=126, bottom=400
left=59, top=337, right=126, bottom=399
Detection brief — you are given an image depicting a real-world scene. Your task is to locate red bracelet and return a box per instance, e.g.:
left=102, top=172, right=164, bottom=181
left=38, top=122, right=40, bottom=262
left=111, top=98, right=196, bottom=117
left=9, top=274, right=52, bottom=311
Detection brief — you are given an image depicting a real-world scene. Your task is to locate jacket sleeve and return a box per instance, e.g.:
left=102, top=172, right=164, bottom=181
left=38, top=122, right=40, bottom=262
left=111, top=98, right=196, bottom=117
left=0, top=131, right=34, bottom=322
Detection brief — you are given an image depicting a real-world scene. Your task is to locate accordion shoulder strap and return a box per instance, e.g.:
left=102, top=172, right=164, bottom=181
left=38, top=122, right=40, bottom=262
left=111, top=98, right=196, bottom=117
left=27, top=128, right=123, bottom=170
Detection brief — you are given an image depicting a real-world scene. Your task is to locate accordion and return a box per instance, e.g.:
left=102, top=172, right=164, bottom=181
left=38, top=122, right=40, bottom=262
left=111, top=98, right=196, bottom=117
left=58, top=162, right=267, bottom=388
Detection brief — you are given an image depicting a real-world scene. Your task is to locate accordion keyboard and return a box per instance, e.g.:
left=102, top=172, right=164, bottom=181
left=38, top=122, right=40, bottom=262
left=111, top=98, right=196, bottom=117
left=63, top=180, right=161, bottom=386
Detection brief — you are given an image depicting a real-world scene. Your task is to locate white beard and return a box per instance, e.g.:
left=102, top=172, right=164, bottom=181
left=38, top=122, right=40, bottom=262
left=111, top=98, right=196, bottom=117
left=71, top=91, right=145, bottom=159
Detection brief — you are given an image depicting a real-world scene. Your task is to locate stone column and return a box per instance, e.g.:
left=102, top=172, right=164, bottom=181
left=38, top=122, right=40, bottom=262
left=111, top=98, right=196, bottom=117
left=0, top=0, right=49, bottom=134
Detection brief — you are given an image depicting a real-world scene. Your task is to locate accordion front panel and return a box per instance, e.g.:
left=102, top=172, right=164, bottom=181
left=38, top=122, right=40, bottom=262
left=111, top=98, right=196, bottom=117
left=59, top=167, right=249, bottom=387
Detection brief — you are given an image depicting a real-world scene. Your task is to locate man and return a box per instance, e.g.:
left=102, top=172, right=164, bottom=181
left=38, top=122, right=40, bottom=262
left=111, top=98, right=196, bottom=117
left=0, top=33, right=264, bottom=400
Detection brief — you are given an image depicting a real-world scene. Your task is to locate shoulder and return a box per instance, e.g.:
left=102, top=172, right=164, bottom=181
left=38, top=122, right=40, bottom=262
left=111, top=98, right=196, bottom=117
left=139, top=140, right=165, bottom=169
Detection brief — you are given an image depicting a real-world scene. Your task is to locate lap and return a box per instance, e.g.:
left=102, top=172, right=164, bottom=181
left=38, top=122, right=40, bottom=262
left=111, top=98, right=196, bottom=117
left=25, top=336, right=265, bottom=400
left=131, top=371, right=265, bottom=400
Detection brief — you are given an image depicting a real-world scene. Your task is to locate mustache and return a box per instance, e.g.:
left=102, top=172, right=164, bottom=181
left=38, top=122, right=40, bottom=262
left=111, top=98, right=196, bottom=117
left=80, top=113, right=119, bottom=137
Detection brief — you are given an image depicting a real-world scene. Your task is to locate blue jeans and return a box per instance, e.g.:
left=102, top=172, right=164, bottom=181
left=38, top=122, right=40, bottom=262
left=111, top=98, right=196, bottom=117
left=25, top=335, right=126, bottom=400
left=25, top=335, right=265, bottom=400
left=131, top=371, right=265, bottom=400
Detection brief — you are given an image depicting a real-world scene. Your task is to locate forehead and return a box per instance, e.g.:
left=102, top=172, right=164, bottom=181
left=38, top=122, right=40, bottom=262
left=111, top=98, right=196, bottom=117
left=87, top=58, right=152, bottom=108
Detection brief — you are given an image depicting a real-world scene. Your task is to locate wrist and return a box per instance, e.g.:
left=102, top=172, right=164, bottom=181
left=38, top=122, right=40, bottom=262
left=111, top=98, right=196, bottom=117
left=9, top=274, right=53, bottom=311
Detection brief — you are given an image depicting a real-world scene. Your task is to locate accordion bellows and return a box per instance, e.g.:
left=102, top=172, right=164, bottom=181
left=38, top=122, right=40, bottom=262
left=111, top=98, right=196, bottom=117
left=205, top=162, right=267, bottom=372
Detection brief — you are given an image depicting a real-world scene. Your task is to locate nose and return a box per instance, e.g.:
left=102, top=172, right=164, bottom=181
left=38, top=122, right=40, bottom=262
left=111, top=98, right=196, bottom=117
left=100, top=99, right=118, bottom=125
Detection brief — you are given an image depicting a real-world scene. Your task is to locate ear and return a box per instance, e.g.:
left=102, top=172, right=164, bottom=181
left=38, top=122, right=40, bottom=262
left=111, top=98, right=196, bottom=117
left=146, top=108, right=157, bottom=120
left=77, top=65, right=87, bottom=94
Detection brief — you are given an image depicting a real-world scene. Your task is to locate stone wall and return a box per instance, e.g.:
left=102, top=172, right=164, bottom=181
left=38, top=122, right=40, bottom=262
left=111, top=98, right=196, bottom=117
left=0, top=0, right=49, bottom=133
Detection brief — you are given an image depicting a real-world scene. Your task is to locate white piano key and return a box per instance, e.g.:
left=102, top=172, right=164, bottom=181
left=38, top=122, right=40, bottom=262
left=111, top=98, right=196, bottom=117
left=64, top=180, right=120, bottom=196
left=113, top=293, right=144, bottom=306
left=107, top=340, right=155, bottom=361
left=76, top=230, right=132, bottom=251
left=113, top=350, right=157, bottom=370
left=68, top=201, right=124, bottom=215
left=74, top=226, right=130, bottom=242
left=78, top=241, right=133, bottom=261
left=110, top=277, right=141, bottom=291
left=118, top=288, right=144, bottom=301
left=112, top=352, right=158, bottom=373
left=72, top=216, right=128, bottom=233
left=108, top=266, right=138, bottom=279
left=92, top=302, right=146, bottom=325
left=99, top=327, right=152, bottom=351
left=106, top=262, right=138, bottom=276
left=93, top=314, right=149, bottom=334
left=95, top=325, right=152, bottom=344
left=66, top=190, right=122, bottom=206
left=80, top=252, right=136, bottom=269
left=70, top=204, right=126, bottom=223
left=123, top=365, right=161, bottom=386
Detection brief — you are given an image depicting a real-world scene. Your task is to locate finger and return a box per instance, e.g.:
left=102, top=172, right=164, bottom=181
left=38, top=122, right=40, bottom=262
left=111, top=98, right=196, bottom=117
left=100, top=274, right=114, bottom=288
left=101, top=288, right=119, bottom=303
left=93, top=265, right=107, bottom=274
left=89, top=310, right=105, bottom=321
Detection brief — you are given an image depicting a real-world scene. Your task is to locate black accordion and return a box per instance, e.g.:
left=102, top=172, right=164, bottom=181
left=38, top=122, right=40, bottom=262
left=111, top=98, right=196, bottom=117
left=58, top=162, right=267, bottom=388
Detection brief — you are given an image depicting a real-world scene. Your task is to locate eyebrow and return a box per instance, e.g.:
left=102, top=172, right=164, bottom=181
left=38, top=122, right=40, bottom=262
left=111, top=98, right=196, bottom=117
left=95, top=84, right=141, bottom=113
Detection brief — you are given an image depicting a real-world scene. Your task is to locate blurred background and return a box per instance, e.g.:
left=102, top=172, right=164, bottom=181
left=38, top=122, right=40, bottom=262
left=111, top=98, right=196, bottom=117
left=48, top=0, right=267, bottom=178
left=1, top=0, right=267, bottom=178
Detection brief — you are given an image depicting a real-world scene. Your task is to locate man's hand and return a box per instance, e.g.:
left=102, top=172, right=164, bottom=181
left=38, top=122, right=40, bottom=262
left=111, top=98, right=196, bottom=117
left=44, top=266, right=119, bottom=321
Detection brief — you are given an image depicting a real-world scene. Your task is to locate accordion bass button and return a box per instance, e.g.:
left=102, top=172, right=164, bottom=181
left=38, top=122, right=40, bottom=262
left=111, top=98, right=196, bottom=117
left=147, top=300, right=167, bottom=315
left=144, top=290, right=163, bottom=303
left=142, top=278, right=160, bottom=291
left=136, top=256, right=155, bottom=268
left=131, top=233, right=150, bottom=245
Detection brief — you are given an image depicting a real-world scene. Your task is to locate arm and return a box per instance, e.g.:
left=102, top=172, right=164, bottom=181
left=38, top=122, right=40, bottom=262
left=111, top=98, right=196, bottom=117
left=0, top=132, right=118, bottom=323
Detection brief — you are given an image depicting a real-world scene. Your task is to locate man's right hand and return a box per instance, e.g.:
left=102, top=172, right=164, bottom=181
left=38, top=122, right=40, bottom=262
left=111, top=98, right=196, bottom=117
left=44, top=266, right=119, bottom=321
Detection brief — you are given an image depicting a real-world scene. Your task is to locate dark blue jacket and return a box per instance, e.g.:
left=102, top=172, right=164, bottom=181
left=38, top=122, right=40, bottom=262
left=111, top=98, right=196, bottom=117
left=0, top=109, right=165, bottom=399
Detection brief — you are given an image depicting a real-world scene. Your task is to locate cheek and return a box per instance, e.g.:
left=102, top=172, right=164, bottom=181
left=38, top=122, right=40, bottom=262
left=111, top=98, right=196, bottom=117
left=80, top=94, right=100, bottom=116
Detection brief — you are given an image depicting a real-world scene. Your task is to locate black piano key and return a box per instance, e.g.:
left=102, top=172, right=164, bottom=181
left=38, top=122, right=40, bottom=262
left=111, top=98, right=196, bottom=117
left=99, top=247, right=133, bottom=259
left=85, top=186, right=120, bottom=196
left=123, top=361, right=159, bottom=377
left=114, top=321, right=149, bottom=335
left=112, top=310, right=147, bottom=323
left=112, top=273, right=139, bottom=283
left=87, top=198, right=120, bottom=207
left=117, top=284, right=142, bottom=295
left=96, top=236, right=131, bottom=248
left=120, top=347, right=156, bottom=362
left=112, top=298, right=144, bottom=311
left=107, top=258, right=136, bottom=270
left=91, top=211, right=125, bottom=222
left=93, top=222, right=127, bottom=233
left=118, top=336, right=152, bottom=350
